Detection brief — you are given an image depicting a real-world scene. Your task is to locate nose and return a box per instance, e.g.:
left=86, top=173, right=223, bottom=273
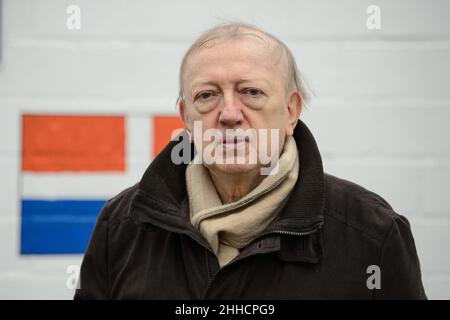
left=218, top=93, right=244, bottom=127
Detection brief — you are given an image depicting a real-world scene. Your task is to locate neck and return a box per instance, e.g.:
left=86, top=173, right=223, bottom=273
left=208, top=168, right=265, bottom=204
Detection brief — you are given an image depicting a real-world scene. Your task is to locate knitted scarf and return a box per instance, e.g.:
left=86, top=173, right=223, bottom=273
left=186, top=136, right=299, bottom=267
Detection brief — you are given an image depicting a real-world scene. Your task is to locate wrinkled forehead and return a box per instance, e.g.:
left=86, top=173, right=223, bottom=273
left=183, top=32, right=288, bottom=86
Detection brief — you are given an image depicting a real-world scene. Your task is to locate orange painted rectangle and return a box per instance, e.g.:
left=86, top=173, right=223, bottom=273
left=22, top=115, right=125, bottom=172
left=152, top=116, right=184, bottom=157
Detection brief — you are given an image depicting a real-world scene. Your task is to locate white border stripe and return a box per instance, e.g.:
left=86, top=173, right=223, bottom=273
left=22, top=173, right=139, bottom=199
left=126, top=114, right=151, bottom=174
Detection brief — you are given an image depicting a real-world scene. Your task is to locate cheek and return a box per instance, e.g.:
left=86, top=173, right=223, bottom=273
left=259, top=106, right=288, bottom=131
left=263, top=95, right=288, bottom=118
left=190, top=112, right=219, bottom=139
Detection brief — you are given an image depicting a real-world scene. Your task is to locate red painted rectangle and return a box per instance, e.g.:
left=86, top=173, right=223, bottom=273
left=22, top=115, right=125, bottom=172
left=152, top=115, right=184, bottom=157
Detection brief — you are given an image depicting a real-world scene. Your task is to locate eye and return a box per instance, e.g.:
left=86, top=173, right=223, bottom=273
left=195, top=91, right=216, bottom=101
left=243, top=88, right=263, bottom=97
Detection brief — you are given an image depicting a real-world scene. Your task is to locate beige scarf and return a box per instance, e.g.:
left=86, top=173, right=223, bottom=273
left=186, top=136, right=299, bottom=267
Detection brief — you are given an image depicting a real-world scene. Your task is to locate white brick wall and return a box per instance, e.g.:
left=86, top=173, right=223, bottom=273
left=0, top=0, right=449, bottom=299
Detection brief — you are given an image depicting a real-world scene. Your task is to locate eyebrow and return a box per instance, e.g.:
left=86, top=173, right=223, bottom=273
left=190, top=78, right=271, bottom=92
left=190, top=81, right=217, bottom=91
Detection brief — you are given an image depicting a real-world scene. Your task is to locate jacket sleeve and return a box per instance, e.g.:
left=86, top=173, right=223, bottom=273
left=375, top=214, right=427, bottom=299
left=74, top=203, right=110, bottom=300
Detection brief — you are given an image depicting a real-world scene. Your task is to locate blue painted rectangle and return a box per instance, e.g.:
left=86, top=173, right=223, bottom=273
left=21, top=199, right=106, bottom=254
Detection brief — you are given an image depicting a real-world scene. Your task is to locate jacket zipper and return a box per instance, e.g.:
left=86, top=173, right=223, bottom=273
left=247, top=221, right=324, bottom=248
left=255, top=228, right=319, bottom=239
left=205, top=249, right=213, bottom=282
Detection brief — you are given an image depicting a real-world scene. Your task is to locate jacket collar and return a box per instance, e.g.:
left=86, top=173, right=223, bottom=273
left=133, top=120, right=325, bottom=245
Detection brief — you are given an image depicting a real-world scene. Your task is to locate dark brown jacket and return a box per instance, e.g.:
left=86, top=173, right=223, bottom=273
left=74, top=120, right=426, bottom=299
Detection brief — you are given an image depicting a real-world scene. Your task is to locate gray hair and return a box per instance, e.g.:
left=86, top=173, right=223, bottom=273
left=177, top=22, right=310, bottom=107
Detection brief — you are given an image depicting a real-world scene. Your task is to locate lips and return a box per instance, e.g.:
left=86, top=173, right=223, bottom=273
left=222, top=135, right=249, bottom=144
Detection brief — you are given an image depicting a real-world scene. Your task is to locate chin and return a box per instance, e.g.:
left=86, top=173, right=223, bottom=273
left=209, top=161, right=260, bottom=175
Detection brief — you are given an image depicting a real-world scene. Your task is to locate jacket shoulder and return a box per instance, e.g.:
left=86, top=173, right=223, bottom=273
left=323, top=173, right=406, bottom=244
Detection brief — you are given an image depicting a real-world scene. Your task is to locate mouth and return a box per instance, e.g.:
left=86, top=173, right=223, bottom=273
left=222, top=136, right=249, bottom=145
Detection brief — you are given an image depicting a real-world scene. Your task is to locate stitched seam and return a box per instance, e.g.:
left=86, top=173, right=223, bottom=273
left=103, top=202, right=111, bottom=299
left=325, top=210, right=384, bottom=246
left=373, top=218, right=395, bottom=300
left=136, top=190, right=181, bottom=213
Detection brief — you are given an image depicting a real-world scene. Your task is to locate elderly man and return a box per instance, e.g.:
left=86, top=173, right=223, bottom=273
left=75, top=23, right=426, bottom=299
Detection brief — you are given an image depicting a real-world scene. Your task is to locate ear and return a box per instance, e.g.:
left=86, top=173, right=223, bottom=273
left=179, top=99, right=189, bottom=129
left=285, top=91, right=302, bottom=136
left=178, top=99, right=193, bottom=142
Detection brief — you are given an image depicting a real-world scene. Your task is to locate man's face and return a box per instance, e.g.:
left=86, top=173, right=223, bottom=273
left=180, top=34, right=301, bottom=175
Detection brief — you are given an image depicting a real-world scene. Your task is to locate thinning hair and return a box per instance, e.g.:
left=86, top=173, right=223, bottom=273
left=177, top=22, right=310, bottom=107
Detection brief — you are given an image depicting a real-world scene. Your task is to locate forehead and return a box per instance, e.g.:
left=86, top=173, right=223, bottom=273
left=183, top=33, right=287, bottom=87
